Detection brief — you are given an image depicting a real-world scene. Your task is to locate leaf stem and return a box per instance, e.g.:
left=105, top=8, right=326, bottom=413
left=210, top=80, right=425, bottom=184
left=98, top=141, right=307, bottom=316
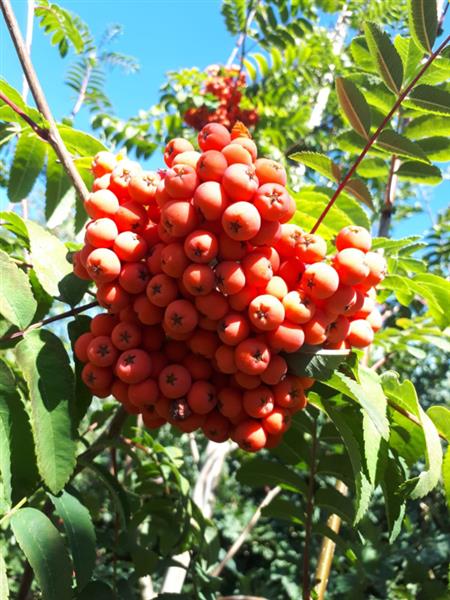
left=0, top=300, right=98, bottom=343
left=1, top=0, right=89, bottom=201
left=388, top=398, right=446, bottom=441
left=302, top=415, right=318, bottom=599
left=0, top=496, right=27, bottom=527
left=309, top=34, right=450, bottom=234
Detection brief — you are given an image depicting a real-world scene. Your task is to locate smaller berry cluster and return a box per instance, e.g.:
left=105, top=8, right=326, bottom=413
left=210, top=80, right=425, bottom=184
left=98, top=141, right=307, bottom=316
left=72, top=122, right=386, bottom=452
left=184, top=65, right=258, bottom=131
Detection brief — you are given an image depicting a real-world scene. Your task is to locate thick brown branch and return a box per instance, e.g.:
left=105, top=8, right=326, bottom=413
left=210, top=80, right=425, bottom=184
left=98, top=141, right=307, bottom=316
left=1, top=0, right=89, bottom=201
left=310, top=34, right=450, bottom=234
left=0, top=300, right=98, bottom=343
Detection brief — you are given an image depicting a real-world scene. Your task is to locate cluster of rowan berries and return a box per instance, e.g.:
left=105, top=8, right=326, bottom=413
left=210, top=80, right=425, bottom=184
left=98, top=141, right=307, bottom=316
left=72, top=122, right=386, bottom=452
left=184, top=65, right=258, bottom=131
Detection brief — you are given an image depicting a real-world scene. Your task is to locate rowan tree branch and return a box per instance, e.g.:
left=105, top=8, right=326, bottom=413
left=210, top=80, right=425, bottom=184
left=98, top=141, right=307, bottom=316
left=226, top=1, right=258, bottom=68
left=378, top=154, right=400, bottom=237
left=1, top=0, right=89, bottom=201
left=309, top=33, right=450, bottom=234
left=313, top=480, right=348, bottom=600
left=302, top=416, right=318, bottom=600
left=0, top=301, right=98, bottom=343
left=211, top=486, right=281, bottom=577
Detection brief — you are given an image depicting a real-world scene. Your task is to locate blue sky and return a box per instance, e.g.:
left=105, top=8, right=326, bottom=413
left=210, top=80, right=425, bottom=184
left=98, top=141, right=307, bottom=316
left=0, top=0, right=448, bottom=238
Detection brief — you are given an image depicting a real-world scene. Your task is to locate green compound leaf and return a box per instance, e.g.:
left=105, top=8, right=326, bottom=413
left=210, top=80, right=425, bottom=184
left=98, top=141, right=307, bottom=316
left=11, top=507, right=73, bottom=600
left=7, top=133, right=46, bottom=203
left=49, top=490, right=96, bottom=590
left=335, top=77, right=371, bottom=139
left=364, top=22, right=403, bottom=93
left=408, top=0, right=437, bottom=54
left=15, top=330, right=76, bottom=494
left=0, top=250, right=37, bottom=329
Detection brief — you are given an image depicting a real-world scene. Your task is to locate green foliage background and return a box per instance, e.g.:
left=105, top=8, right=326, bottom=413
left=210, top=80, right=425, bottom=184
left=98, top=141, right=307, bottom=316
left=0, top=1, right=449, bottom=599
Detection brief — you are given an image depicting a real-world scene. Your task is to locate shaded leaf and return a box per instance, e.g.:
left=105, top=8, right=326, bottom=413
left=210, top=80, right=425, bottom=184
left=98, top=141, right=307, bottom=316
left=285, top=345, right=351, bottom=380
left=49, top=490, right=96, bottom=590
left=335, top=77, right=371, bottom=139
left=376, top=129, right=430, bottom=162
left=45, top=151, right=71, bottom=220
left=0, top=360, right=39, bottom=505
left=395, top=161, right=442, bottom=184
left=322, top=397, right=373, bottom=522
left=394, top=36, right=423, bottom=82
left=407, top=84, right=450, bottom=115
left=289, top=151, right=341, bottom=180
left=350, top=36, right=376, bottom=72
left=26, top=219, right=72, bottom=297
left=427, top=405, right=450, bottom=441
left=11, top=507, right=73, bottom=600
left=364, top=22, right=403, bottom=93
left=237, top=457, right=308, bottom=494
left=15, top=330, right=76, bottom=494
left=382, top=372, right=442, bottom=499
left=344, top=178, right=374, bottom=210
left=408, top=0, right=437, bottom=54
left=0, top=250, right=37, bottom=329
left=76, top=581, right=114, bottom=600
left=7, top=133, right=46, bottom=203
left=262, top=497, right=304, bottom=523
left=403, top=115, right=450, bottom=138
left=293, top=187, right=371, bottom=239
left=0, top=551, right=8, bottom=600
left=416, top=136, right=450, bottom=161
left=315, top=486, right=354, bottom=522
left=289, top=155, right=374, bottom=210
left=381, top=455, right=408, bottom=542
left=443, top=449, right=450, bottom=510
left=356, top=157, right=389, bottom=178
left=58, top=125, right=106, bottom=157
left=81, top=461, right=131, bottom=527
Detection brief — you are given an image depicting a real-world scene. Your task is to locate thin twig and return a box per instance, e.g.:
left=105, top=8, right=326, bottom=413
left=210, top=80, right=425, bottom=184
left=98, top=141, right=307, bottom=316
left=1, top=0, right=89, bottom=201
left=211, top=486, right=281, bottom=577
left=0, top=496, right=27, bottom=527
left=0, top=301, right=98, bottom=343
left=189, top=432, right=200, bottom=464
left=313, top=480, right=348, bottom=600
left=302, top=416, right=318, bottom=600
left=378, top=154, right=400, bottom=237
left=75, top=406, right=128, bottom=474
left=71, top=62, right=93, bottom=119
left=0, top=90, right=49, bottom=140
left=309, top=34, right=450, bottom=234
left=17, top=562, right=33, bottom=600
left=21, top=0, right=34, bottom=101
left=225, top=2, right=258, bottom=68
